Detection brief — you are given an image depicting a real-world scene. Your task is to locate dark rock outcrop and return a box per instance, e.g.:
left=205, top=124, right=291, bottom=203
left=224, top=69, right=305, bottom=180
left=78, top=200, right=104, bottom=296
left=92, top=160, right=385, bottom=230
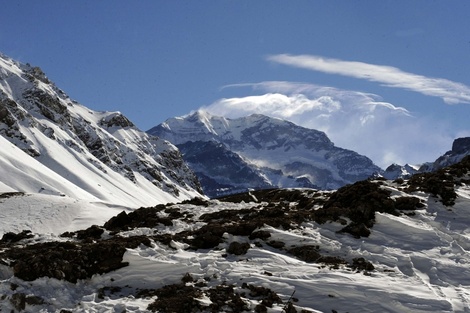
left=451, top=137, right=470, bottom=155
left=0, top=236, right=150, bottom=283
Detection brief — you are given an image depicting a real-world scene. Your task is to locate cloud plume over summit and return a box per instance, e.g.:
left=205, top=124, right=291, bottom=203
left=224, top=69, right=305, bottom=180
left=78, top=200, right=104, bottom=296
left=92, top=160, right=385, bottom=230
left=204, top=82, right=453, bottom=167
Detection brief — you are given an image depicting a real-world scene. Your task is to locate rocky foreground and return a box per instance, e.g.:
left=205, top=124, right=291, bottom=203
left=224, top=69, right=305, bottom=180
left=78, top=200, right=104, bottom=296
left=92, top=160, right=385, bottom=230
left=1, top=157, right=470, bottom=312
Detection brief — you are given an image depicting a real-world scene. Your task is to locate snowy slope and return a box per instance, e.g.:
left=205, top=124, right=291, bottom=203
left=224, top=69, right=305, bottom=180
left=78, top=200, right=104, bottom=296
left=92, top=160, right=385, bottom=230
left=0, top=192, right=130, bottom=237
left=1, top=161, right=470, bottom=312
left=0, top=134, right=98, bottom=199
left=0, top=53, right=202, bottom=208
left=0, top=166, right=470, bottom=312
left=149, top=110, right=382, bottom=197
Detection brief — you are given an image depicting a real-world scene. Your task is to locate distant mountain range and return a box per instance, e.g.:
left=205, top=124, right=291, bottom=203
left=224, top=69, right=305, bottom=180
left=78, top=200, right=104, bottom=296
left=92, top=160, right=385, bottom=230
left=0, top=53, right=202, bottom=207
left=148, top=110, right=383, bottom=197
left=419, top=137, right=470, bottom=172
left=149, top=111, right=470, bottom=197
left=383, top=137, right=470, bottom=179
left=2, top=51, right=470, bottom=204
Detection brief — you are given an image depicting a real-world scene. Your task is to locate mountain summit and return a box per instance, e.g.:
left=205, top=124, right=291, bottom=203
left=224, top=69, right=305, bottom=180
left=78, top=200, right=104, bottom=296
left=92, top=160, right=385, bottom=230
left=148, top=110, right=382, bottom=197
left=0, top=53, right=202, bottom=208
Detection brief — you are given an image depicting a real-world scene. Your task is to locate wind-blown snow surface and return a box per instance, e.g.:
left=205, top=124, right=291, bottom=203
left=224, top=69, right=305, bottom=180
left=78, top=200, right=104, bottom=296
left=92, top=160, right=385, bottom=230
left=0, top=53, right=202, bottom=211
left=0, top=192, right=130, bottom=237
left=1, top=179, right=469, bottom=312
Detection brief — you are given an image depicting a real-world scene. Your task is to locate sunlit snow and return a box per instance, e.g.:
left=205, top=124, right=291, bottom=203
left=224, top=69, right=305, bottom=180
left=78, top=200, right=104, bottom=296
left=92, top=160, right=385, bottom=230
left=0, top=184, right=469, bottom=312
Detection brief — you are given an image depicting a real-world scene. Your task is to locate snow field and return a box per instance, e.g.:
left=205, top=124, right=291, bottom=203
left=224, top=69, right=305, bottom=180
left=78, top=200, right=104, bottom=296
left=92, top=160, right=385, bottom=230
left=0, top=185, right=469, bottom=312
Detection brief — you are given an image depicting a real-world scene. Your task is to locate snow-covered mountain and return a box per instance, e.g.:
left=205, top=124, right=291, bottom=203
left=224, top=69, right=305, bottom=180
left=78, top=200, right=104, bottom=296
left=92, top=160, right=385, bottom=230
left=3, top=51, right=470, bottom=312
left=1, top=156, right=470, bottom=312
left=148, top=110, right=382, bottom=197
left=0, top=53, right=202, bottom=209
left=419, top=137, right=470, bottom=172
left=384, top=137, right=470, bottom=180
left=382, top=163, right=419, bottom=180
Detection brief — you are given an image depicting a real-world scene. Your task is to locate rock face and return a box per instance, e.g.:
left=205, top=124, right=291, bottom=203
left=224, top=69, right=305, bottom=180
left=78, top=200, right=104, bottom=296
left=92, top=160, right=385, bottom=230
left=148, top=110, right=382, bottom=197
left=0, top=53, right=202, bottom=206
left=451, top=137, right=470, bottom=155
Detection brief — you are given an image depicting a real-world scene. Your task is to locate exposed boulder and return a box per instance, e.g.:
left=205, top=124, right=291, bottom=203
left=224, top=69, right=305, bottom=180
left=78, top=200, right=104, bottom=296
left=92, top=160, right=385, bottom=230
left=226, top=242, right=250, bottom=255
left=0, top=235, right=150, bottom=283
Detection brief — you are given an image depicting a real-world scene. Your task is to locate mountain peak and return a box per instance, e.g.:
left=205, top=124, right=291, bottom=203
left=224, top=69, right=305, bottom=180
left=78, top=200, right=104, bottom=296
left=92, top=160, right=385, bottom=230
left=418, top=136, right=470, bottom=172
left=383, top=163, right=418, bottom=179
left=149, top=112, right=381, bottom=197
left=384, top=136, right=470, bottom=179
left=451, top=137, right=470, bottom=155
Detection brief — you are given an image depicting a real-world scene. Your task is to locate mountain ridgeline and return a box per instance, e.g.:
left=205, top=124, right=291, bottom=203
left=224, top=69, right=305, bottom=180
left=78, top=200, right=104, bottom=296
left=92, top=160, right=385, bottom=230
left=2, top=51, right=469, bottom=204
left=0, top=53, right=202, bottom=207
left=383, top=137, right=470, bottom=180
left=148, top=111, right=383, bottom=197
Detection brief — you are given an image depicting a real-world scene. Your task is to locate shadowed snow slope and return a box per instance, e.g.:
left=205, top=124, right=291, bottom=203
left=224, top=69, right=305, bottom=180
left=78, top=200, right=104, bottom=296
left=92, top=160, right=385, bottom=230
left=0, top=158, right=469, bottom=312
left=0, top=53, right=202, bottom=210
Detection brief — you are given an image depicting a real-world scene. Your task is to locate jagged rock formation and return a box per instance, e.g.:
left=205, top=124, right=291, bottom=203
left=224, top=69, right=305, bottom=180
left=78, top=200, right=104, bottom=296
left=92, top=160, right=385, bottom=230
left=0, top=53, right=202, bottom=206
left=148, top=110, right=382, bottom=197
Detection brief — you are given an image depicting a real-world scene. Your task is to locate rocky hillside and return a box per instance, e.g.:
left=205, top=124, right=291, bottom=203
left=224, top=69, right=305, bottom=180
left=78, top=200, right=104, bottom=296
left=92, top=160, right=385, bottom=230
left=0, top=53, right=202, bottom=207
left=1, top=156, right=469, bottom=312
left=148, top=110, right=382, bottom=197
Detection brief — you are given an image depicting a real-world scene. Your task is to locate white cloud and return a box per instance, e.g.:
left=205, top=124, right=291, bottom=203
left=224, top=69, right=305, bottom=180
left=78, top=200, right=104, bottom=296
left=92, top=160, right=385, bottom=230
left=267, top=54, right=470, bottom=104
left=203, top=82, right=453, bottom=168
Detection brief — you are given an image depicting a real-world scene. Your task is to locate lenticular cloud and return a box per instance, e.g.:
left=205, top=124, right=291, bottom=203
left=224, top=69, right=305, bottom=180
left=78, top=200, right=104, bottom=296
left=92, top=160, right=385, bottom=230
left=267, top=54, right=470, bottom=104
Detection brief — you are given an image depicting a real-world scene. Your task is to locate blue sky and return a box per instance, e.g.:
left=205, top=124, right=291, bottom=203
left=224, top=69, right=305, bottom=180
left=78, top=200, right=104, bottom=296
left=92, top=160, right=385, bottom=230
left=2, top=1, right=470, bottom=167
